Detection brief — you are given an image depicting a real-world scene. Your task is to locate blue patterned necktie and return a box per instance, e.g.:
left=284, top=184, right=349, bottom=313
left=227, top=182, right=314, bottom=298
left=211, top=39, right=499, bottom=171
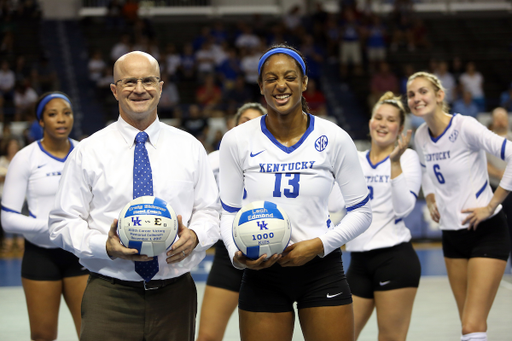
left=133, top=131, right=159, bottom=282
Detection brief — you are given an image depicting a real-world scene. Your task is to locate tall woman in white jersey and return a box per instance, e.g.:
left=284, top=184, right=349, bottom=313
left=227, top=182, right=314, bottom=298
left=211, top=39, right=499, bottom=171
left=219, top=44, right=372, bottom=341
left=197, top=103, right=266, bottom=341
left=1, top=92, right=88, bottom=340
left=408, top=72, right=511, bottom=341
left=344, top=92, right=422, bottom=341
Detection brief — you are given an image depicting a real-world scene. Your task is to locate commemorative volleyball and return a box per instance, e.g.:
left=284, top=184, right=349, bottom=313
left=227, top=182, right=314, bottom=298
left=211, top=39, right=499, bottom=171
left=117, top=196, right=178, bottom=257
left=233, top=201, right=291, bottom=259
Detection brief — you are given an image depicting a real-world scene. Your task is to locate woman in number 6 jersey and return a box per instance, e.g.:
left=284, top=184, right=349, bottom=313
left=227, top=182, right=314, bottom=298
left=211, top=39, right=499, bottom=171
left=1, top=92, right=88, bottom=340
left=341, top=91, right=422, bottom=341
left=219, top=43, right=372, bottom=341
left=408, top=72, right=511, bottom=341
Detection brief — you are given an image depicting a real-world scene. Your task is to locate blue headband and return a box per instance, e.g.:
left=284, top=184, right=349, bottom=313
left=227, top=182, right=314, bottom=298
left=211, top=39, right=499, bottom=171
left=257, top=48, right=306, bottom=76
left=36, top=94, right=71, bottom=121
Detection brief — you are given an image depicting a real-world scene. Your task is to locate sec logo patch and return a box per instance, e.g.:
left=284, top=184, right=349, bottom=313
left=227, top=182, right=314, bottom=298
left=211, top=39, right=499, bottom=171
left=315, top=135, right=328, bottom=152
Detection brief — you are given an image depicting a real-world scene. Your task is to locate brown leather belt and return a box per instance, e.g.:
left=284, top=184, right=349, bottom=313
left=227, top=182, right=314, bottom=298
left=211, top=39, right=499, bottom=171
left=90, top=272, right=184, bottom=290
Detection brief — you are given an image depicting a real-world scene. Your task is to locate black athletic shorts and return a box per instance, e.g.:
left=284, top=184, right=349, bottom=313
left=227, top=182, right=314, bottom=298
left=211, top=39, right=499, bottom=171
left=346, top=241, right=421, bottom=299
left=238, top=248, right=352, bottom=312
left=442, top=210, right=510, bottom=261
left=206, top=241, right=244, bottom=292
left=21, top=240, right=89, bottom=281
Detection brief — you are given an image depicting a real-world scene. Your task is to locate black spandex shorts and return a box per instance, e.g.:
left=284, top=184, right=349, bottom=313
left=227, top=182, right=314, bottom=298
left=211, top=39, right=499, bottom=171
left=442, top=210, right=510, bottom=261
left=238, top=248, right=352, bottom=312
left=21, top=240, right=89, bottom=281
left=346, top=241, right=421, bottom=299
left=206, top=241, right=244, bottom=292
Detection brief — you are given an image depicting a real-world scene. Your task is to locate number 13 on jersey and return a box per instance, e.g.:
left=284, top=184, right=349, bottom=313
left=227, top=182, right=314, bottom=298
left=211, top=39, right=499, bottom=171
left=273, top=173, right=300, bottom=198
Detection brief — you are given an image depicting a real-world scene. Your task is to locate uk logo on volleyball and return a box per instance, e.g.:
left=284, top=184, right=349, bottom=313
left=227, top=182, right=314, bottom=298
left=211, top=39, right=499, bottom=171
left=232, top=201, right=291, bottom=260
left=117, top=196, right=178, bottom=257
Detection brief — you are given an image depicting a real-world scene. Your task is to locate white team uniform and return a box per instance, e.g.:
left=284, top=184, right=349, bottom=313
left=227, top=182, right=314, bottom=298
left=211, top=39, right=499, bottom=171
left=345, top=149, right=422, bottom=251
left=1, top=139, right=78, bottom=248
left=414, top=114, right=512, bottom=230
left=219, top=114, right=372, bottom=265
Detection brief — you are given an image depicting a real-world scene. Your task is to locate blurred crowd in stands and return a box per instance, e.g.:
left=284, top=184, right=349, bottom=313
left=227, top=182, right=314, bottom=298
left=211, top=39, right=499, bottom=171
left=1, top=0, right=512, bottom=154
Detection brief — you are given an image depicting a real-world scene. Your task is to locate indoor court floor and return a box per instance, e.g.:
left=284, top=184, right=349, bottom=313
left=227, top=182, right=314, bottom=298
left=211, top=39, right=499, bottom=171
left=1, top=247, right=511, bottom=341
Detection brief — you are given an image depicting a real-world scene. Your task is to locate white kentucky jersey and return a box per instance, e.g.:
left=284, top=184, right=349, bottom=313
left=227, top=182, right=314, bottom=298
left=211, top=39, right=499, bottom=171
left=345, top=149, right=421, bottom=251
left=219, top=114, right=372, bottom=264
left=414, top=114, right=512, bottom=231
left=1, top=139, right=77, bottom=248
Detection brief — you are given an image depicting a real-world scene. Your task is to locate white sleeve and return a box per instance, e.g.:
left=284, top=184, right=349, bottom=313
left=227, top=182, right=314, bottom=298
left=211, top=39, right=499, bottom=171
left=1, top=151, right=48, bottom=235
left=319, top=131, right=372, bottom=256
left=390, top=149, right=422, bottom=218
left=462, top=117, right=512, bottom=191
left=218, top=130, right=246, bottom=268
left=414, top=131, right=436, bottom=196
left=187, top=144, right=221, bottom=252
left=48, top=147, right=111, bottom=260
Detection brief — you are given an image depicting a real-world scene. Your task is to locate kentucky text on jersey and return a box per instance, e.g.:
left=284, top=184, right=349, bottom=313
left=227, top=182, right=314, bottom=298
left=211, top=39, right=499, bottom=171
left=259, top=161, right=316, bottom=173
left=366, top=175, right=390, bottom=183
left=424, top=151, right=451, bottom=162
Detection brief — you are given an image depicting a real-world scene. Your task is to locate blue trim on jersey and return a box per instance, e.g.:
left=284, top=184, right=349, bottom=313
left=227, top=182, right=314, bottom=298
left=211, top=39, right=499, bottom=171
left=28, top=210, right=36, bottom=218
left=346, top=194, right=370, bottom=212
left=1, top=205, right=21, bottom=214
left=410, top=191, right=418, bottom=199
left=475, top=180, right=488, bottom=199
left=260, top=113, right=315, bottom=154
left=221, top=200, right=241, bottom=213
left=365, top=150, right=389, bottom=169
left=394, top=218, right=403, bottom=224
left=428, top=115, right=455, bottom=143
left=420, top=162, right=426, bottom=167
left=501, top=139, right=506, bottom=160
left=37, top=139, right=75, bottom=162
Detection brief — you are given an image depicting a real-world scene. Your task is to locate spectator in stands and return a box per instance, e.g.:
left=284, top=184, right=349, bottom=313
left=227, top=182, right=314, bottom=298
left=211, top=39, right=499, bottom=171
left=88, top=50, right=107, bottom=83
left=390, top=15, right=414, bottom=52
left=182, top=104, right=208, bottom=140
left=133, top=36, right=160, bottom=61
left=193, top=26, right=212, bottom=52
left=0, top=59, right=15, bottom=121
left=235, top=24, right=260, bottom=51
left=34, top=56, right=58, bottom=93
left=459, top=61, right=485, bottom=112
left=303, top=79, right=327, bottom=116
left=164, top=43, right=181, bottom=82
left=196, top=74, right=222, bottom=109
left=411, top=18, right=430, bottom=50
left=121, top=0, right=139, bottom=27
left=399, top=63, right=415, bottom=96
left=339, top=8, right=363, bottom=78
left=222, top=75, right=253, bottom=113
left=0, top=137, right=24, bottom=254
left=435, top=61, right=456, bottom=105
left=368, top=61, right=399, bottom=111
left=499, top=83, right=512, bottom=112
left=217, top=47, right=241, bottom=91
left=195, top=40, right=217, bottom=79
left=452, top=91, right=479, bottom=118
left=300, top=34, right=324, bottom=84
left=158, top=73, right=180, bottom=119
left=110, top=34, right=132, bottom=62
left=14, top=55, right=32, bottom=83
left=211, top=21, right=228, bottom=45
left=106, top=0, right=124, bottom=30
left=240, top=44, right=262, bottom=101
left=283, top=5, right=303, bottom=35
left=14, top=79, right=38, bottom=121
left=364, top=14, right=387, bottom=73
left=180, top=42, right=197, bottom=80
left=325, top=13, right=340, bottom=60
left=486, top=107, right=512, bottom=263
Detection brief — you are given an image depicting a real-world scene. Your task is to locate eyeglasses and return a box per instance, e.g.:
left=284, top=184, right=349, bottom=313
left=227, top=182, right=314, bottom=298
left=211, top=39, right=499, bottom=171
left=114, top=77, right=161, bottom=90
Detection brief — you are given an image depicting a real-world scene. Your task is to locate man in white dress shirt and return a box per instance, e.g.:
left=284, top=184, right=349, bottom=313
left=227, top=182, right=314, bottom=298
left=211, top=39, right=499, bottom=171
left=49, top=51, right=220, bottom=340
